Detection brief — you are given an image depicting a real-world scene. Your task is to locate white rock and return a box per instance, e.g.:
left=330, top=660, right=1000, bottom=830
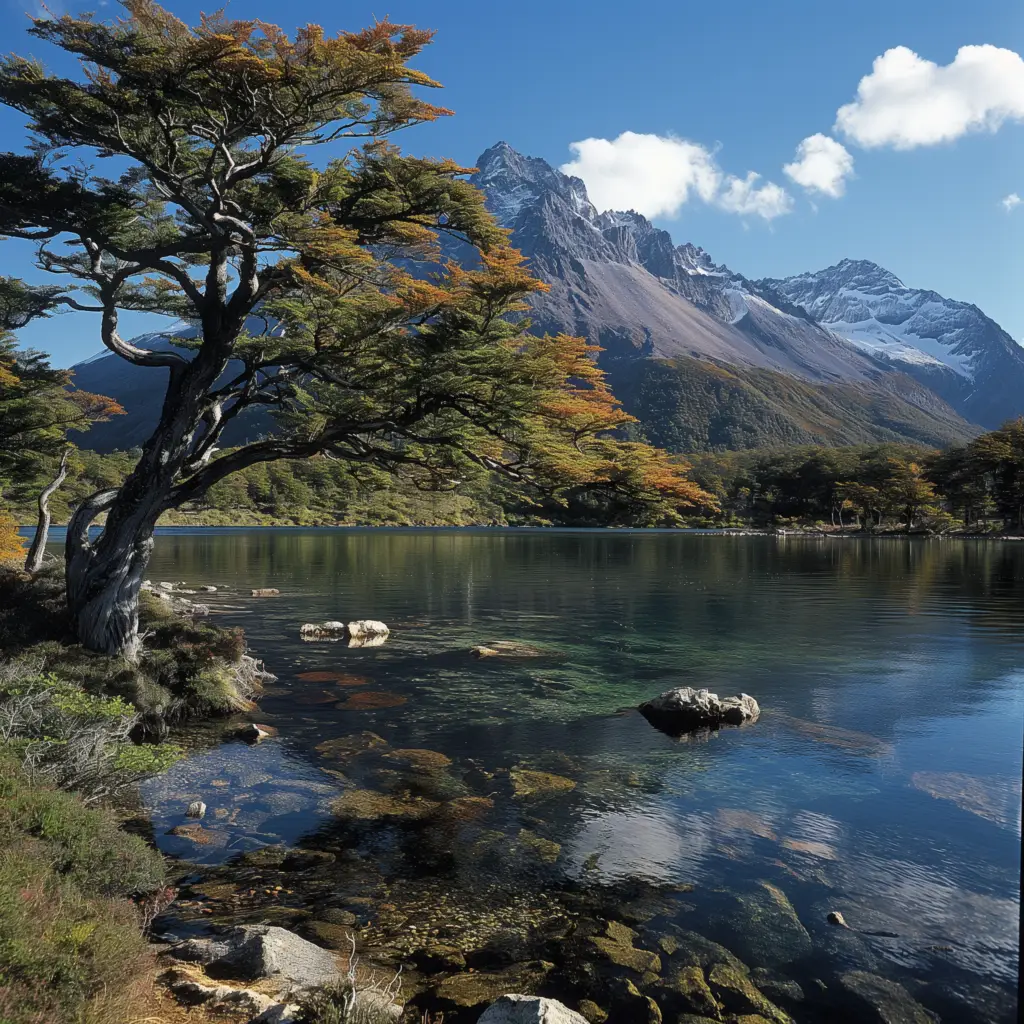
left=346, top=619, right=389, bottom=638
left=186, top=800, right=207, bottom=819
left=478, top=995, right=590, bottom=1024
left=158, top=582, right=175, bottom=591
left=638, top=686, right=759, bottom=735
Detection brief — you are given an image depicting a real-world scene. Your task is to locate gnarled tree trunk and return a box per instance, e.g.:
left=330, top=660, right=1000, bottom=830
left=25, top=449, right=69, bottom=574
left=66, top=332, right=235, bottom=657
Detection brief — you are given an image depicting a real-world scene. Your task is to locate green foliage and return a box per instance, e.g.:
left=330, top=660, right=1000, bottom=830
left=0, top=664, right=185, bottom=798
left=0, top=754, right=162, bottom=1023
left=690, top=423, right=1024, bottom=534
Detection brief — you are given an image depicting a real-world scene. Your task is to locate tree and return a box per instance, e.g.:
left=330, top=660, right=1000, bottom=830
left=0, top=3, right=710, bottom=656
left=0, top=279, right=123, bottom=569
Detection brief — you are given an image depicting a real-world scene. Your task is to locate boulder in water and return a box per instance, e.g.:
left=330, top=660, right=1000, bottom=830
left=639, top=687, right=759, bottom=736
left=252, top=588, right=280, bottom=597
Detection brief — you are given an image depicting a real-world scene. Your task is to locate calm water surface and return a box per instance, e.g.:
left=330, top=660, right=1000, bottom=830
left=126, top=530, right=1021, bottom=1021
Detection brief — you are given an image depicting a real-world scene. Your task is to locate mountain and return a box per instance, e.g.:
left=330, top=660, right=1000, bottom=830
left=68, top=143, right=992, bottom=455
left=464, top=142, right=977, bottom=449
left=757, top=259, right=1024, bottom=430
left=68, top=324, right=272, bottom=452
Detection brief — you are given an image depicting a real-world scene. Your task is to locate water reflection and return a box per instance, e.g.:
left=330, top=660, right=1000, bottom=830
left=120, top=530, right=1023, bottom=1021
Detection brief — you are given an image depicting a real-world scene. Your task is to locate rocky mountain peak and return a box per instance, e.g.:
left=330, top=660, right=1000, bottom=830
left=472, top=142, right=597, bottom=228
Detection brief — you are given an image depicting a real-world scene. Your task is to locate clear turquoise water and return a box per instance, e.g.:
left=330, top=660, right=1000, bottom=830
left=121, top=530, right=1021, bottom=1020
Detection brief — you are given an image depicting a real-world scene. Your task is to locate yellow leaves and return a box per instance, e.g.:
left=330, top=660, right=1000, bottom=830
left=0, top=508, right=24, bottom=564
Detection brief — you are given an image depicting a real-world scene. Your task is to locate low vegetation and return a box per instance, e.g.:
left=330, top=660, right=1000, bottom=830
left=0, top=753, right=167, bottom=1024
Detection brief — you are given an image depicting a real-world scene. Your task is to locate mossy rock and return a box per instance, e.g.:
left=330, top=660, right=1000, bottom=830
left=437, top=796, right=494, bottom=822
left=706, top=963, right=792, bottom=1024
left=510, top=767, right=576, bottom=799
left=315, top=732, right=388, bottom=760
left=836, top=971, right=936, bottom=1024
left=589, top=933, right=662, bottom=975
left=384, top=748, right=452, bottom=771
left=668, top=930, right=747, bottom=973
left=578, top=999, right=608, bottom=1023
left=301, top=919, right=358, bottom=951
left=708, top=882, right=811, bottom=969
left=657, top=965, right=722, bottom=1019
left=433, top=961, right=554, bottom=1008
left=331, top=787, right=439, bottom=821
left=516, top=829, right=562, bottom=864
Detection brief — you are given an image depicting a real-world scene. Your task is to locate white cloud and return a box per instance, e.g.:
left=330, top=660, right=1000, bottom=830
left=560, top=131, right=792, bottom=222
left=717, top=171, right=794, bottom=220
left=783, top=134, right=855, bottom=198
left=1001, top=192, right=1021, bottom=212
left=835, top=44, right=1024, bottom=149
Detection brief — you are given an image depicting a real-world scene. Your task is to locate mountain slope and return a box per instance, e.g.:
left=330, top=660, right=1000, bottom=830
left=759, top=259, right=1024, bottom=429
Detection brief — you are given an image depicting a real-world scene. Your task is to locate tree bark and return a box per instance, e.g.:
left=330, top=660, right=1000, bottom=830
left=66, top=327, right=237, bottom=656
left=25, top=449, right=69, bottom=573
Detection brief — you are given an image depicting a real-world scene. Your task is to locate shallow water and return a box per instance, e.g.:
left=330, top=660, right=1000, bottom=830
left=115, top=530, right=1021, bottom=1019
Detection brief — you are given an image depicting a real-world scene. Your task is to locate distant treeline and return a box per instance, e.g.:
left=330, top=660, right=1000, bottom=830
left=689, top=418, right=1024, bottom=533
left=7, top=419, right=1024, bottom=535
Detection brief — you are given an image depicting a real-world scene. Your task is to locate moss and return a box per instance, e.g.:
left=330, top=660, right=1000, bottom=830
left=705, top=963, right=792, bottom=1024
left=509, top=767, right=576, bottom=799
left=331, top=788, right=439, bottom=821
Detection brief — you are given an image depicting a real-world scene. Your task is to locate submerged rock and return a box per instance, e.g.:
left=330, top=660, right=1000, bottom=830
left=587, top=920, right=662, bottom=975
left=478, top=995, right=589, bottom=1024
left=471, top=640, right=552, bottom=659
left=315, top=731, right=388, bottom=760
left=708, top=882, right=811, bottom=969
left=252, top=588, right=281, bottom=597
left=331, top=788, right=439, bottom=820
left=237, top=722, right=276, bottom=743
left=638, top=687, right=759, bottom=736
left=836, top=971, right=937, bottom=1024
left=706, top=963, right=793, bottom=1024
left=435, top=962, right=554, bottom=1010
left=510, top=767, right=576, bottom=799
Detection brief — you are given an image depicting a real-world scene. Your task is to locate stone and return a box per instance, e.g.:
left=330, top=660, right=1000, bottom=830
left=190, top=924, right=343, bottom=992
left=477, top=995, right=590, bottom=1024
left=165, top=824, right=224, bottom=846
left=435, top=962, right=554, bottom=1009
left=200, top=585, right=218, bottom=592
left=385, top=748, right=452, bottom=771
left=578, top=1000, right=608, bottom=1024
left=346, top=619, right=390, bottom=641
left=238, top=723, right=275, bottom=743
left=836, top=971, right=937, bottom=1024
left=331, top=788, right=439, bottom=820
left=661, top=930, right=746, bottom=973
left=186, top=800, right=207, bottom=819
left=165, top=973, right=276, bottom=1015
left=252, top=1004, right=302, bottom=1024
left=300, top=621, right=347, bottom=640
left=316, top=732, right=388, bottom=759
left=588, top=920, right=662, bottom=975
left=252, top=588, right=281, bottom=597
left=471, top=641, right=550, bottom=659
left=638, top=687, right=759, bottom=735
left=665, top=965, right=721, bottom=1018
left=516, top=829, right=561, bottom=864
left=510, top=768, right=576, bottom=799
left=827, top=910, right=849, bottom=928
left=158, top=581, right=175, bottom=590
left=709, top=882, right=811, bottom=969
left=750, top=969, right=804, bottom=1007
left=705, top=964, right=792, bottom=1024
left=300, top=919, right=356, bottom=951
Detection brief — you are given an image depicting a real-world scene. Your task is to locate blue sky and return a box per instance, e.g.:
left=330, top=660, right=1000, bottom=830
left=1, top=0, right=1021, bottom=366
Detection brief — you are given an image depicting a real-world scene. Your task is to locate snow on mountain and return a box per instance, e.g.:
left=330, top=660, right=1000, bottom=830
left=761, top=259, right=1024, bottom=427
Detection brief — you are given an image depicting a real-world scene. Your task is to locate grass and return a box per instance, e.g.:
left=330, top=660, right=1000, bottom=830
left=0, top=567, right=264, bottom=726
left=0, top=754, right=167, bottom=1024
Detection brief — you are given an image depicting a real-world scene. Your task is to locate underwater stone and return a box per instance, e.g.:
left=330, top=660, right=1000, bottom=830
left=705, top=963, right=792, bottom=1024
left=836, top=971, right=937, bottom=1024
left=186, top=800, right=207, bottom=818
left=510, top=768, right=576, bottom=799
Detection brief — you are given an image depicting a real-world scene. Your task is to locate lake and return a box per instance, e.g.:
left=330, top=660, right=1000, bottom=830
left=116, top=529, right=1021, bottom=1021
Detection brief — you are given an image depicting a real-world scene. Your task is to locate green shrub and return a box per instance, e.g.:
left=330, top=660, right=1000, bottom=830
left=0, top=757, right=164, bottom=1023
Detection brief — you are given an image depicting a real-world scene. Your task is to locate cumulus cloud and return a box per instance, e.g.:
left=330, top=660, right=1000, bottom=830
left=560, top=131, right=792, bottom=222
left=717, top=171, right=794, bottom=220
left=835, top=44, right=1024, bottom=149
left=783, top=133, right=855, bottom=197
left=1002, top=192, right=1021, bottom=212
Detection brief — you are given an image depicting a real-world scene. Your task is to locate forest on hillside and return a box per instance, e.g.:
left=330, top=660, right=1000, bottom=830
left=5, top=419, right=1024, bottom=536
